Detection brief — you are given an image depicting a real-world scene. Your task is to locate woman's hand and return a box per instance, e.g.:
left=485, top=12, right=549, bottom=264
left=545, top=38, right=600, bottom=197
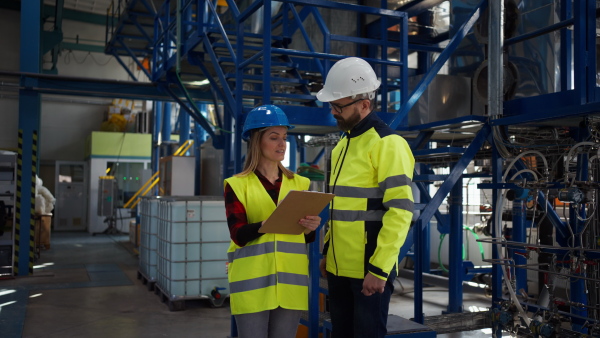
left=299, top=215, right=321, bottom=232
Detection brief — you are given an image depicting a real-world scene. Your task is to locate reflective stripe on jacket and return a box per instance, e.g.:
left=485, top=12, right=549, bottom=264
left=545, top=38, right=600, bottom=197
left=324, top=113, right=415, bottom=280
left=224, top=172, right=310, bottom=315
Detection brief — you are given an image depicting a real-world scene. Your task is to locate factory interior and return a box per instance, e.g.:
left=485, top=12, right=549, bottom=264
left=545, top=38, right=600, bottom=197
left=1, top=0, right=600, bottom=337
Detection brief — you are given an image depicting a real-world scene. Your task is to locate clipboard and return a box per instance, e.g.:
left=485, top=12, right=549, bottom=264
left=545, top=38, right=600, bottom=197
left=258, top=190, right=334, bottom=235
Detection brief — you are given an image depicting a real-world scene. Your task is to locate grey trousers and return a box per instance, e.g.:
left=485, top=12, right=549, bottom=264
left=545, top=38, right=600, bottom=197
left=234, top=307, right=302, bottom=338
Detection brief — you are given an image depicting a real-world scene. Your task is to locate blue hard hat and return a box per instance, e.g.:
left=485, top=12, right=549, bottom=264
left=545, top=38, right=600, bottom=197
left=241, top=105, right=295, bottom=140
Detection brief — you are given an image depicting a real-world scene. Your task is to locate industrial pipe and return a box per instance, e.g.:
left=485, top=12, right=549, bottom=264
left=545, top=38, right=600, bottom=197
left=397, top=269, right=488, bottom=295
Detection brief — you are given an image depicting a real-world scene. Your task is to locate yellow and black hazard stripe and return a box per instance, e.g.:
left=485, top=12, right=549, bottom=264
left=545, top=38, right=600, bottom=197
left=14, top=129, right=37, bottom=275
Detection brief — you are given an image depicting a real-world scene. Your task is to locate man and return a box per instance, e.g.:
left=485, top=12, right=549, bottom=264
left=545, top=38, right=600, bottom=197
left=317, top=57, right=415, bottom=338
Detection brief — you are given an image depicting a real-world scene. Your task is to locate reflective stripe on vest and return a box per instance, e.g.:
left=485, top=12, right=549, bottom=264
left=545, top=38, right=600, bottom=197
left=227, top=241, right=307, bottom=263
left=229, top=272, right=308, bottom=293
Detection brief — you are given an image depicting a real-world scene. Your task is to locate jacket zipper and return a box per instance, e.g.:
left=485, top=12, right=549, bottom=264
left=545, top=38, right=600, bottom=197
left=330, top=134, right=351, bottom=276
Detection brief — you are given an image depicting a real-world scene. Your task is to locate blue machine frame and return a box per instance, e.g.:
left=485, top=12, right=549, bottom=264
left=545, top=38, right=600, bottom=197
left=14, top=0, right=600, bottom=336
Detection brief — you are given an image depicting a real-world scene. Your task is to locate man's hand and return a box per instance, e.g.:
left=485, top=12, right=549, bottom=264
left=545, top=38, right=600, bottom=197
left=319, top=258, right=327, bottom=278
left=361, top=272, right=385, bottom=296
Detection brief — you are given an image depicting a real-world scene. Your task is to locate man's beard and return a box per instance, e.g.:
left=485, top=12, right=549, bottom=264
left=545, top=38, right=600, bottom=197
left=334, top=108, right=361, bottom=131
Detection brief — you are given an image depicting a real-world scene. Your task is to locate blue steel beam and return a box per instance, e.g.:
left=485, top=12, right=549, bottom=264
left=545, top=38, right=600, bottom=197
left=203, top=0, right=237, bottom=64
left=505, top=18, right=574, bottom=47
left=416, top=124, right=490, bottom=227
left=310, top=148, right=325, bottom=166
left=187, top=53, right=237, bottom=122
left=160, top=84, right=217, bottom=139
left=284, top=3, right=324, bottom=75
left=223, top=0, right=241, bottom=18
left=285, top=0, right=408, bottom=19
left=200, top=37, right=238, bottom=119
left=410, top=131, right=434, bottom=150
left=116, top=38, right=152, bottom=80
left=398, top=119, right=487, bottom=264
left=4, top=72, right=212, bottom=101
left=238, top=0, right=265, bottom=23
left=415, top=182, right=449, bottom=232
left=388, top=0, right=486, bottom=130
left=111, top=52, right=139, bottom=81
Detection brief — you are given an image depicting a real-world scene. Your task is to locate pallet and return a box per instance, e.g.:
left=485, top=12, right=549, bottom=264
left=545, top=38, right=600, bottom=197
left=136, top=270, right=157, bottom=292
left=153, top=284, right=230, bottom=312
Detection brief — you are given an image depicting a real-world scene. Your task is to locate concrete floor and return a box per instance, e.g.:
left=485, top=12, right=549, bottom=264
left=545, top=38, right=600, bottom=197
left=0, top=232, right=498, bottom=337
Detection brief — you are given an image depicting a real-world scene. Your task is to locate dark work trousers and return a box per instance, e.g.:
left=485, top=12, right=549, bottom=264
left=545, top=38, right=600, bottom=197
left=327, top=268, right=397, bottom=338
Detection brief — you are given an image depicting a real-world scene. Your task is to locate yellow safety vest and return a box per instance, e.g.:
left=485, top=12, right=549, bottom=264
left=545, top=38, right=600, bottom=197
left=224, top=172, right=310, bottom=315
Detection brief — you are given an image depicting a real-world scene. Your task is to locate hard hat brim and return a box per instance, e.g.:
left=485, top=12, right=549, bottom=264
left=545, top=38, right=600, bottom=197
left=316, top=88, right=336, bottom=102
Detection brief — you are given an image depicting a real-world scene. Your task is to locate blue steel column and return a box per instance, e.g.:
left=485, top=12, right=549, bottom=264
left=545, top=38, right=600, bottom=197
left=223, top=111, right=233, bottom=179
left=511, top=199, right=528, bottom=293
left=299, top=137, right=306, bottom=164
left=560, top=0, right=572, bottom=91
left=414, top=219, right=424, bottom=324
left=16, top=0, right=42, bottom=276
left=152, top=101, right=163, bottom=174
left=233, top=107, right=243, bottom=174
left=448, top=169, right=463, bottom=313
left=308, top=208, right=330, bottom=338
left=163, top=102, right=173, bottom=148
left=262, top=0, right=272, bottom=104
left=419, top=164, right=430, bottom=274
left=193, top=121, right=204, bottom=195
left=161, top=102, right=173, bottom=156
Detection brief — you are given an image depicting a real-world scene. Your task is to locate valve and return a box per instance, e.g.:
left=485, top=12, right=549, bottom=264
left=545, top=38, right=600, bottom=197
left=530, top=319, right=555, bottom=338
left=557, top=187, right=584, bottom=204
left=506, top=188, right=530, bottom=201
left=492, top=307, right=513, bottom=329
left=211, top=286, right=226, bottom=300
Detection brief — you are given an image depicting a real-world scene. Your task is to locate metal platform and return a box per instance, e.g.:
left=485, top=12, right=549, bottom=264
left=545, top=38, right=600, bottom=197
left=321, top=314, right=436, bottom=338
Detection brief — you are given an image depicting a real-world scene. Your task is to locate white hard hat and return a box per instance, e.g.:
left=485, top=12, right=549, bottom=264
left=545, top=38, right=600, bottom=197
left=316, top=57, right=381, bottom=102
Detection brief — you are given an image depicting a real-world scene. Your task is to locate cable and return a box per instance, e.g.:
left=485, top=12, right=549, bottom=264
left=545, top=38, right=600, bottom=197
left=63, top=50, right=114, bottom=66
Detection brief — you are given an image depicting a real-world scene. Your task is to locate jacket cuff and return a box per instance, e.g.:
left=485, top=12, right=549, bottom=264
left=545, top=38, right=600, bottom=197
left=368, top=263, right=388, bottom=281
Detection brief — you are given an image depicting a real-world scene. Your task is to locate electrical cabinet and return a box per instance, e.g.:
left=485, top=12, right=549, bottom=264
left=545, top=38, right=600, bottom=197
left=159, top=156, right=196, bottom=196
left=0, top=152, right=16, bottom=276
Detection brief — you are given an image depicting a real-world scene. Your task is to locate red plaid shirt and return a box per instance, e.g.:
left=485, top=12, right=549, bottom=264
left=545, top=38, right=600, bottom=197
left=224, top=170, right=316, bottom=246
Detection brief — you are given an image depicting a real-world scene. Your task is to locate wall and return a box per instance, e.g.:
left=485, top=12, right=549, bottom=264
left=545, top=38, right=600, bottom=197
left=0, top=8, right=141, bottom=161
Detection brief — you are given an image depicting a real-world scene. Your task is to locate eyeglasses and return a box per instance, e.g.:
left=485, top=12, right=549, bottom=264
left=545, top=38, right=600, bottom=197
left=329, top=99, right=365, bottom=114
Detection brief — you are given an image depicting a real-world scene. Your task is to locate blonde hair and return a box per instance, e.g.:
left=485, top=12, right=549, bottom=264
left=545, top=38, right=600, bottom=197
left=235, top=127, right=295, bottom=179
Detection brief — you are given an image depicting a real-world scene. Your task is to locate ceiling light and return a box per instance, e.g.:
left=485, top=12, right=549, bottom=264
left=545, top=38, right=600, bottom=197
left=187, top=80, right=209, bottom=86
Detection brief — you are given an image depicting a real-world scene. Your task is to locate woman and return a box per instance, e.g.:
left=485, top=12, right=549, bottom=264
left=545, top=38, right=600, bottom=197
left=224, top=105, right=321, bottom=338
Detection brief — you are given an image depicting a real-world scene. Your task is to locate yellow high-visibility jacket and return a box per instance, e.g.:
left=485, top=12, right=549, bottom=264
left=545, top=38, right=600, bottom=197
left=225, top=172, right=310, bottom=315
left=324, top=113, right=414, bottom=280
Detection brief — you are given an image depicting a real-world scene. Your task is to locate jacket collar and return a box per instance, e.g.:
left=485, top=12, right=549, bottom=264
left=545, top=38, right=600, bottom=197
left=345, top=112, right=379, bottom=138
